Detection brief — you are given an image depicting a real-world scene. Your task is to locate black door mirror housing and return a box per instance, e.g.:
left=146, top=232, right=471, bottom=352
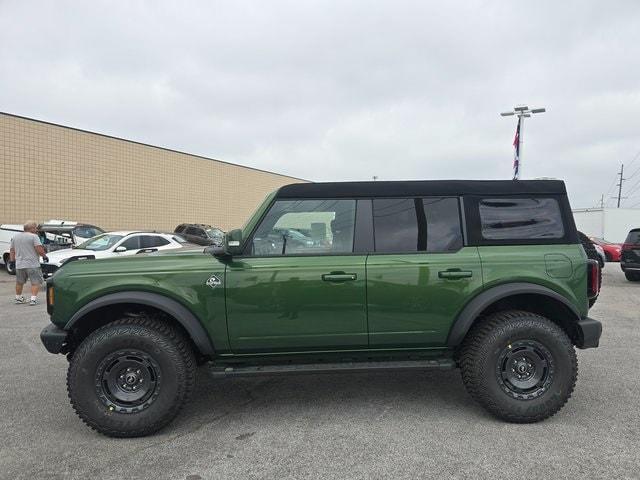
left=205, top=228, right=243, bottom=258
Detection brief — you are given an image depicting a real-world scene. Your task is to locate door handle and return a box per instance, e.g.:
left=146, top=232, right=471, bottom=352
left=322, top=273, right=357, bottom=282
left=438, top=269, right=473, bottom=279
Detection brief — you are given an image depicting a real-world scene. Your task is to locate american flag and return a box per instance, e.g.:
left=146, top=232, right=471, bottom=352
left=512, top=117, right=521, bottom=180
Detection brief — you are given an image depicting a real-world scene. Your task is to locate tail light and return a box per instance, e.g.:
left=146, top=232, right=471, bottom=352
left=622, top=243, right=639, bottom=251
left=587, top=260, right=600, bottom=298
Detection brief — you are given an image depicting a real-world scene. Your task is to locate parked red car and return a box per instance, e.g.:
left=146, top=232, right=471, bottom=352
left=590, top=237, right=622, bottom=262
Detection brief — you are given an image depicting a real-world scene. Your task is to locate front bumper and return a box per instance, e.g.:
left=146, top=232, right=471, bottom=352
left=41, top=263, right=59, bottom=278
left=40, top=324, right=69, bottom=354
left=576, top=317, right=602, bottom=349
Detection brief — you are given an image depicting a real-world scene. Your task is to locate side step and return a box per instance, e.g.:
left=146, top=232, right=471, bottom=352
left=208, top=358, right=456, bottom=377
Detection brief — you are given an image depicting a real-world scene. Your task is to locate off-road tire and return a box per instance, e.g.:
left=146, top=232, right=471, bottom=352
left=625, top=271, right=640, bottom=282
left=67, top=316, right=196, bottom=437
left=459, top=310, right=577, bottom=423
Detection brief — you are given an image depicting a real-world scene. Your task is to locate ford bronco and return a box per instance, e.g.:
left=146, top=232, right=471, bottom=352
left=40, top=180, right=602, bottom=437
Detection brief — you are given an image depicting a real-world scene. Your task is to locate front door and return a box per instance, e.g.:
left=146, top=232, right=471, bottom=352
left=366, top=197, right=483, bottom=347
left=226, top=198, right=367, bottom=353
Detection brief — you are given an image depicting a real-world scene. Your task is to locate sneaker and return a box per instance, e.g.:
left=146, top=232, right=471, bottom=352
left=29, top=299, right=38, bottom=306
left=14, top=296, right=26, bottom=304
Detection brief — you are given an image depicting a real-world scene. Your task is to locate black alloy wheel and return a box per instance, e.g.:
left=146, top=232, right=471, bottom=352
left=496, top=340, right=554, bottom=400
left=95, top=350, right=161, bottom=414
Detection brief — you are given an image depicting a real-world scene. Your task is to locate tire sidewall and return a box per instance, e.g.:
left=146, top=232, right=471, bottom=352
left=474, top=317, right=576, bottom=419
left=69, top=323, right=190, bottom=435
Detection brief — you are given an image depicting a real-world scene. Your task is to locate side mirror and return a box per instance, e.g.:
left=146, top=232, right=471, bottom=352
left=225, top=228, right=244, bottom=255
left=114, top=246, right=127, bottom=253
left=206, top=228, right=243, bottom=258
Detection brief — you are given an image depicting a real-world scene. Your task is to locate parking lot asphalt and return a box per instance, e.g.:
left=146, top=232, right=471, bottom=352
left=0, top=267, right=638, bottom=480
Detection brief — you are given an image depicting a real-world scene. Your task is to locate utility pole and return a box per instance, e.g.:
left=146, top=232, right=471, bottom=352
left=615, top=164, right=625, bottom=208
left=500, top=105, right=546, bottom=180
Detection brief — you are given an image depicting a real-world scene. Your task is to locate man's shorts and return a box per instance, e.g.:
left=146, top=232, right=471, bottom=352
left=16, top=268, right=44, bottom=285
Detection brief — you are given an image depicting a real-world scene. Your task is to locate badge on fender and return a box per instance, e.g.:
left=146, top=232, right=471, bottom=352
left=206, top=274, right=222, bottom=289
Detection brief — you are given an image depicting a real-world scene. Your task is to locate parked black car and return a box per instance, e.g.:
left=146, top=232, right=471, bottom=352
left=174, top=224, right=224, bottom=246
left=620, top=228, right=640, bottom=281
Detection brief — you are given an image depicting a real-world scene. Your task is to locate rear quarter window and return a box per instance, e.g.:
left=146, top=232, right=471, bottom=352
left=478, top=198, right=564, bottom=240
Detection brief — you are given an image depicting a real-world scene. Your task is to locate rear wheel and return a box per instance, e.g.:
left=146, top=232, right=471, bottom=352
left=67, top=316, right=196, bottom=437
left=459, top=310, right=577, bottom=423
left=625, top=271, right=640, bottom=281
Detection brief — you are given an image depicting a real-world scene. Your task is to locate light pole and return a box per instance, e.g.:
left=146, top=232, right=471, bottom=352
left=501, top=105, right=546, bottom=180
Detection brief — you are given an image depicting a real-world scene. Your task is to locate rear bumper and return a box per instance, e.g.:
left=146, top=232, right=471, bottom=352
left=40, top=324, right=69, bottom=354
left=576, top=317, right=602, bottom=349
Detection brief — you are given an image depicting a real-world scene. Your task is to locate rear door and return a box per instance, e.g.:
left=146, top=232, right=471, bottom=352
left=366, top=197, right=483, bottom=347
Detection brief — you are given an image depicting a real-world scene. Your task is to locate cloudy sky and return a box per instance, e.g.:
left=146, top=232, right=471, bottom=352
left=2, top=1, right=640, bottom=208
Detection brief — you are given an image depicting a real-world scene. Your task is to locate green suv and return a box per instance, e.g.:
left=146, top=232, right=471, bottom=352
left=40, top=180, right=602, bottom=437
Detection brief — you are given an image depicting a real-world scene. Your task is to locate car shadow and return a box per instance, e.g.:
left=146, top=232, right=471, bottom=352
left=177, top=367, right=488, bottom=431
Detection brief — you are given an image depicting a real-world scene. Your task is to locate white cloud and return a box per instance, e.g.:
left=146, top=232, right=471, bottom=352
left=2, top=0, right=640, bottom=208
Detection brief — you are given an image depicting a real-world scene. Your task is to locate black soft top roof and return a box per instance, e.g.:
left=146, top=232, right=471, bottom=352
left=277, top=180, right=567, bottom=199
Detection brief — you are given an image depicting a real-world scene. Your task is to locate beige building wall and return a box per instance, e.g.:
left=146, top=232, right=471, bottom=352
left=0, top=112, right=306, bottom=232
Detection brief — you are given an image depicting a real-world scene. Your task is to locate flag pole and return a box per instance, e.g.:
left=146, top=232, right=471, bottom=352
left=500, top=105, right=546, bottom=180
left=518, top=114, right=524, bottom=180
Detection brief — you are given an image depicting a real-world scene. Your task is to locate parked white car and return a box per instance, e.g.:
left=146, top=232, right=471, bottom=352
left=40, top=231, right=191, bottom=277
left=2, top=221, right=106, bottom=274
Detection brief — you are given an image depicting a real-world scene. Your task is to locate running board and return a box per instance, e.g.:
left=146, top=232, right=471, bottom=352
left=207, top=358, right=456, bottom=377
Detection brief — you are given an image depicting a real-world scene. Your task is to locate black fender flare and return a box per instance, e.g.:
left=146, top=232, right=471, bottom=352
left=446, top=282, right=581, bottom=348
left=65, top=291, right=215, bottom=355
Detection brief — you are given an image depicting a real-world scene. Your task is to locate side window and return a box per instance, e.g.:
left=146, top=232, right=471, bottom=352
left=174, top=225, right=185, bottom=233
left=185, top=227, right=199, bottom=236
left=140, top=236, right=170, bottom=248
left=373, top=198, right=421, bottom=252
left=423, top=198, right=463, bottom=252
left=119, top=236, right=141, bottom=251
left=479, top=198, right=564, bottom=240
left=373, top=197, right=462, bottom=253
left=251, top=199, right=356, bottom=256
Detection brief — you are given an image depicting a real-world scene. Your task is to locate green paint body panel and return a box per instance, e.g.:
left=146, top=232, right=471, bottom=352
left=225, top=255, right=368, bottom=352
left=478, top=244, right=588, bottom=317
left=366, top=247, right=483, bottom=347
left=50, top=251, right=230, bottom=352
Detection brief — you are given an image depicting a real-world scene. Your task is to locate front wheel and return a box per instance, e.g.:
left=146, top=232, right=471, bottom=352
left=459, top=310, right=577, bottom=423
left=67, top=317, right=196, bottom=437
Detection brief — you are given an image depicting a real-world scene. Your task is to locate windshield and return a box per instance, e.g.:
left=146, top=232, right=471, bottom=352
left=76, top=234, right=124, bottom=251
